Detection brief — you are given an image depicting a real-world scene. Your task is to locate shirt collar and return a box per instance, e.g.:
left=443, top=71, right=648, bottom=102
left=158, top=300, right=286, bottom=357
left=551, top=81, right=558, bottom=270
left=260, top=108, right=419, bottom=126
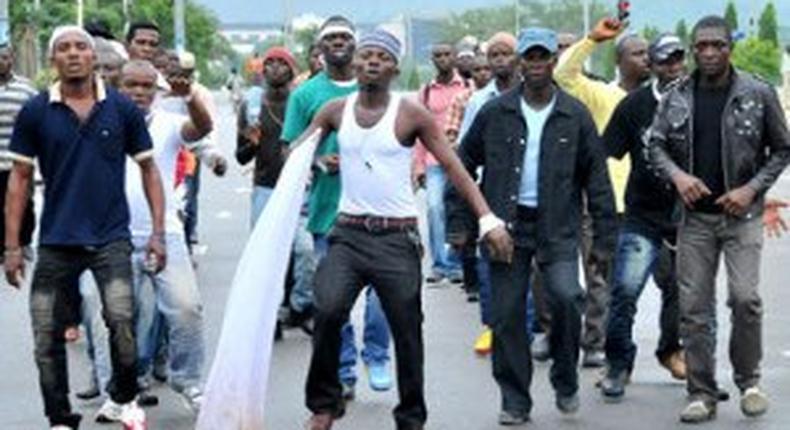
left=48, top=74, right=107, bottom=104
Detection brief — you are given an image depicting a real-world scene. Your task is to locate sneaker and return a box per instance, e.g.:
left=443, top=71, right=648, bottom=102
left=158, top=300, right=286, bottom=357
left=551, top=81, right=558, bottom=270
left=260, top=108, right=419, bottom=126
left=741, top=387, right=769, bottom=417
left=366, top=363, right=393, bottom=392
left=137, top=388, right=159, bottom=407
left=178, top=386, right=203, bottom=414
left=679, top=400, right=716, bottom=423
left=466, top=291, right=480, bottom=303
left=582, top=350, right=606, bottom=368
left=531, top=333, right=550, bottom=362
left=119, top=401, right=147, bottom=430
left=76, top=380, right=101, bottom=400
left=425, top=273, right=445, bottom=285
left=51, top=426, right=73, bottom=430
left=556, top=393, right=580, bottom=414
left=341, top=383, right=355, bottom=401
left=95, top=399, right=123, bottom=423
left=600, top=368, right=628, bottom=402
left=498, top=410, right=529, bottom=425
left=448, top=272, right=464, bottom=285
left=474, top=328, right=492, bottom=355
left=659, top=350, right=687, bottom=380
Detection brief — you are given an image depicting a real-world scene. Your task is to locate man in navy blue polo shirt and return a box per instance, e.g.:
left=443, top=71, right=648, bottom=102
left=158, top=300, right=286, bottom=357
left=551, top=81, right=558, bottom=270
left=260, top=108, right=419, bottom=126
left=3, top=26, right=166, bottom=430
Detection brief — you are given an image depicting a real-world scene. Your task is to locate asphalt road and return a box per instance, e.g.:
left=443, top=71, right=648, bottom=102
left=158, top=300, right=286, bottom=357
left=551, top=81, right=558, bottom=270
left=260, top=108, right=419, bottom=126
left=1, top=93, right=789, bottom=430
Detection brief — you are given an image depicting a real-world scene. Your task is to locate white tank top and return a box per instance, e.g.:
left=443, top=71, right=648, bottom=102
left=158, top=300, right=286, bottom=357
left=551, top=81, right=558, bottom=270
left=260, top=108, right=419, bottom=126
left=337, top=92, right=417, bottom=218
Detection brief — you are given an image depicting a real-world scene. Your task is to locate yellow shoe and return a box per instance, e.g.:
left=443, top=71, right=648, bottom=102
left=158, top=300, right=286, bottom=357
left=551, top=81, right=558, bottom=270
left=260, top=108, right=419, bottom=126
left=474, top=328, right=492, bottom=355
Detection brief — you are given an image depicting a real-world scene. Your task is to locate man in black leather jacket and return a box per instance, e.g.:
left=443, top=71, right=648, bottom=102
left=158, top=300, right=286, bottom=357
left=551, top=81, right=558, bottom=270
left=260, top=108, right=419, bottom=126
left=649, top=16, right=790, bottom=424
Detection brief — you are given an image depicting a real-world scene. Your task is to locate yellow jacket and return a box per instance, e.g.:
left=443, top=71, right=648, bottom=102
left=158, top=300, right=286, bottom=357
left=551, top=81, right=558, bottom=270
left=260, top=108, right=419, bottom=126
left=554, top=37, right=630, bottom=213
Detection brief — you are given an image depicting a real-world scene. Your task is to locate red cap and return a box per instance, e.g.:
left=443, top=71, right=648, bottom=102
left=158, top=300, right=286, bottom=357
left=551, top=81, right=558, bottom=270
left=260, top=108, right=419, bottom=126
left=263, top=46, right=298, bottom=76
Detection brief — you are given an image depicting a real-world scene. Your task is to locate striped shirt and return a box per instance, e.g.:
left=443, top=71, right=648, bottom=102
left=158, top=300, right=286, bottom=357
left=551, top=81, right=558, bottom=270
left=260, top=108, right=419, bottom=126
left=0, top=75, right=37, bottom=171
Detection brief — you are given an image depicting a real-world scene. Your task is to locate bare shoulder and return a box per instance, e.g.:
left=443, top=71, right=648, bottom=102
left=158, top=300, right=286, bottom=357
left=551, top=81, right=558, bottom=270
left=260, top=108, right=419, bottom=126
left=397, top=95, right=432, bottom=124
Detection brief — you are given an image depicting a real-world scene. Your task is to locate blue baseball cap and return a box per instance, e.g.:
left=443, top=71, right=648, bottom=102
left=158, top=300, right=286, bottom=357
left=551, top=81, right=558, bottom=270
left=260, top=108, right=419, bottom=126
left=517, top=27, right=558, bottom=56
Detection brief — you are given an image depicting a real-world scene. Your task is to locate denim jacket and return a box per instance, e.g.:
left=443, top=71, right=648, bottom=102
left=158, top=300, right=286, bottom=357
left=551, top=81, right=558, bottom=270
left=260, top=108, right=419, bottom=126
left=446, top=85, right=617, bottom=262
left=648, top=69, right=790, bottom=219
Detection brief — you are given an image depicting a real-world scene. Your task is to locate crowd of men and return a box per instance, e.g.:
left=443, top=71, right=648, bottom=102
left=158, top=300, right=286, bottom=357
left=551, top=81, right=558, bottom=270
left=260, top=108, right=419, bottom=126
left=1, top=8, right=789, bottom=430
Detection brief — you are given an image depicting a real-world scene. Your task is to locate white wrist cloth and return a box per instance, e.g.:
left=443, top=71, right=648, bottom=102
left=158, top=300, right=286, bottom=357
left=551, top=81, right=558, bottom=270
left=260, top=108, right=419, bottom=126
left=479, top=213, right=505, bottom=239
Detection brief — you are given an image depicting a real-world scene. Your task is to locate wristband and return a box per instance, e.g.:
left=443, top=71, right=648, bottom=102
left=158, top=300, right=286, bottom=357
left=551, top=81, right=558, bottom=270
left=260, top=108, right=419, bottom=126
left=3, top=247, right=22, bottom=257
left=478, top=213, right=505, bottom=239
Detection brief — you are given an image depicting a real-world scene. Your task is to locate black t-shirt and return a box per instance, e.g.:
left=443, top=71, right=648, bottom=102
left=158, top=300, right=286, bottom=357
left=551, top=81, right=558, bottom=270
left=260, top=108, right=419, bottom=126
left=692, top=81, right=730, bottom=213
left=604, top=84, right=678, bottom=239
left=236, top=96, right=286, bottom=188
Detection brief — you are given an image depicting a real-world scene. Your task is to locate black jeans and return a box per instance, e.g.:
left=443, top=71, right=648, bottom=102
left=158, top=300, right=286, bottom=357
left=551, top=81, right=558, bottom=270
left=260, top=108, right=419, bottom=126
left=604, top=226, right=682, bottom=373
left=31, top=240, right=139, bottom=426
left=306, top=225, right=425, bottom=429
left=488, top=210, right=585, bottom=415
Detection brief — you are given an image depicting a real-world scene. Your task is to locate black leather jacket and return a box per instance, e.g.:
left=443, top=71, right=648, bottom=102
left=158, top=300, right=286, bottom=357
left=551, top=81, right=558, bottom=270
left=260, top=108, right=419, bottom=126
left=649, top=69, right=790, bottom=219
left=446, top=85, right=617, bottom=262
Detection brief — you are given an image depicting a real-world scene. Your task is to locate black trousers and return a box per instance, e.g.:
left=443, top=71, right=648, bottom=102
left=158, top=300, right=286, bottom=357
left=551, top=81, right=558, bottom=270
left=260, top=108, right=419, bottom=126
left=31, top=240, right=139, bottom=427
left=306, top=225, right=426, bottom=429
left=488, top=210, right=585, bottom=415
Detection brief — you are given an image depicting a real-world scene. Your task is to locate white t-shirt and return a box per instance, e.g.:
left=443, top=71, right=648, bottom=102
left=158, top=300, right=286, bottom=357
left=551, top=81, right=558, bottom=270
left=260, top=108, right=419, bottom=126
left=126, top=110, right=189, bottom=237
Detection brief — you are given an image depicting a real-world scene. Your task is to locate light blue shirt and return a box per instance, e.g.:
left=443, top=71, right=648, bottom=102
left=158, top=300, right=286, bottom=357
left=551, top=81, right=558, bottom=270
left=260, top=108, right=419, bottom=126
left=518, top=97, right=555, bottom=207
left=458, top=80, right=502, bottom=141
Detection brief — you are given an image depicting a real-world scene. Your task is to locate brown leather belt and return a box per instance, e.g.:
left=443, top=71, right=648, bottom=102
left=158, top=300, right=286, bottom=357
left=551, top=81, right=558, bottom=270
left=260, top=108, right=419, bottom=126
left=336, top=213, right=418, bottom=233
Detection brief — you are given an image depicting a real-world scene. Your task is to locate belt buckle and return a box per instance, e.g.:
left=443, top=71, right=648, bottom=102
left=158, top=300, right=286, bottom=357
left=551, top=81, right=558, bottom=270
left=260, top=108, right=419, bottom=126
left=363, top=216, right=376, bottom=232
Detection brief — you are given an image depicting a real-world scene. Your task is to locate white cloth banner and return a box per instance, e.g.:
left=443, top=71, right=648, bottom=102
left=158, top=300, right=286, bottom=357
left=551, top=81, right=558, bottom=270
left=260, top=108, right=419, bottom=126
left=196, top=130, right=321, bottom=430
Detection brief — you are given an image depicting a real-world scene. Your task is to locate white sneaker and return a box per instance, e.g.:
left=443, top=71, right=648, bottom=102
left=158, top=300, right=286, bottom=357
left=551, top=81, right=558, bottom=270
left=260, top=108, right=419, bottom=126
left=51, top=426, right=73, bottom=430
left=178, top=386, right=203, bottom=414
left=95, top=398, right=123, bottom=423
left=741, top=386, right=769, bottom=417
left=120, top=401, right=147, bottom=430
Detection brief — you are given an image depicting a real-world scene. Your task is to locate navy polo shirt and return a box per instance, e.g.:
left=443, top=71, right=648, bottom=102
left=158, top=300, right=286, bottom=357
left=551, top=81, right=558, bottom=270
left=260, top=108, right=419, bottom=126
left=9, top=79, right=154, bottom=246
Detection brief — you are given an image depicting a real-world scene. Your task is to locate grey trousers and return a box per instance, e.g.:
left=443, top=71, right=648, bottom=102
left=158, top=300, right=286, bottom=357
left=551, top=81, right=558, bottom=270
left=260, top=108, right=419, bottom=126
left=580, top=209, right=610, bottom=352
left=677, top=211, right=763, bottom=404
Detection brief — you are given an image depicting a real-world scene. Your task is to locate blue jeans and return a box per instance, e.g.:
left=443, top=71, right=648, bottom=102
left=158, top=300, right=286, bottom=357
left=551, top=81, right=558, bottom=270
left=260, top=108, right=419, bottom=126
left=183, top=164, right=201, bottom=246
left=252, top=187, right=315, bottom=312
left=605, top=227, right=681, bottom=373
left=133, top=234, right=205, bottom=392
left=425, top=165, right=461, bottom=277
left=250, top=185, right=274, bottom=229
left=79, top=273, right=112, bottom=394
left=315, top=234, right=391, bottom=385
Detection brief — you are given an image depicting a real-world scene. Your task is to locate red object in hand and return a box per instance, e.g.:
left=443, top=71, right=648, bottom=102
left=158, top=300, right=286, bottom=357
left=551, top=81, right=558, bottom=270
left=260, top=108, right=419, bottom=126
left=617, top=1, right=631, bottom=21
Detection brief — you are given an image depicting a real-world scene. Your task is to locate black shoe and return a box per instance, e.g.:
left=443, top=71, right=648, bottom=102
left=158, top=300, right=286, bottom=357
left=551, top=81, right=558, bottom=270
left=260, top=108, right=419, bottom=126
left=600, top=368, right=628, bottom=402
left=138, top=389, right=159, bottom=407
left=274, top=321, right=283, bottom=341
left=498, top=410, right=529, bottom=425
left=556, top=392, right=580, bottom=414
left=582, top=350, right=606, bottom=368
left=466, top=291, right=480, bottom=303
left=283, top=307, right=314, bottom=336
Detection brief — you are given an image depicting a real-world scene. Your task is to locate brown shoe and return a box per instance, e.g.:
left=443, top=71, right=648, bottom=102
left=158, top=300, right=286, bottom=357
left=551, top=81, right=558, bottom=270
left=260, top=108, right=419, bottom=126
left=306, top=413, right=334, bottom=430
left=659, top=350, right=687, bottom=380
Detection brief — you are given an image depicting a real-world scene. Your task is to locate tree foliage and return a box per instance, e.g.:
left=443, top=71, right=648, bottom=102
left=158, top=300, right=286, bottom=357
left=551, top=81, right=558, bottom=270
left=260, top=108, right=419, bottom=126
left=732, top=36, right=782, bottom=85
left=674, top=19, right=689, bottom=48
left=757, top=1, right=779, bottom=46
left=9, top=0, right=233, bottom=87
left=724, top=1, right=739, bottom=31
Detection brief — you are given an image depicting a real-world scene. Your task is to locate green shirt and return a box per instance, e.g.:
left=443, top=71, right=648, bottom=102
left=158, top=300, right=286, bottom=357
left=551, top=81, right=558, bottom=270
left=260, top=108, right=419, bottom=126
left=281, top=72, right=358, bottom=234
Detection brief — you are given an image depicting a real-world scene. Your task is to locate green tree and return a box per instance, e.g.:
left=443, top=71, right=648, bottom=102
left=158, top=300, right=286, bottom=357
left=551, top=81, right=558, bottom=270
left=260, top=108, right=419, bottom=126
left=675, top=19, right=689, bottom=48
left=724, top=1, right=738, bottom=31
left=732, top=36, right=782, bottom=84
left=757, top=1, right=779, bottom=46
left=641, top=25, right=661, bottom=43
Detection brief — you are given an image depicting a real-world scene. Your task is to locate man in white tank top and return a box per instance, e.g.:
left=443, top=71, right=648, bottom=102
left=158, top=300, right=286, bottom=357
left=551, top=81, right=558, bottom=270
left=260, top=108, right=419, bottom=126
left=297, top=29, right=513, bottom=430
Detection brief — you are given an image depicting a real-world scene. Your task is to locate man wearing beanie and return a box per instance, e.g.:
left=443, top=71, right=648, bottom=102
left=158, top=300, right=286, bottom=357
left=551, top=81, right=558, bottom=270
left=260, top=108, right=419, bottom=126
left=447, top=27, right=616, bottom=424
left=300, top=28, right=512, bottom=430
left=280, top=15, right=394, bottom=402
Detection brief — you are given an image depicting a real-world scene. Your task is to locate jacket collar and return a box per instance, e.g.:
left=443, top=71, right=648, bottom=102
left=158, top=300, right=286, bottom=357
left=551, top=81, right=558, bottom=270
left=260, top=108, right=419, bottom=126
left=500, top=83, right=575, bottom=117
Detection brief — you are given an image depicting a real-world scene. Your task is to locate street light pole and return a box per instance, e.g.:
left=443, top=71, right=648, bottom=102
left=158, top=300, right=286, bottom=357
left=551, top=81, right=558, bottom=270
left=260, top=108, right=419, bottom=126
left=77, top=0, right=84, bottom=27
left=0, top=0, right=8, bottom=45
left=174, top=0, right=185, bottom=52
left=583, top=0, right=590, bottom=35
left=514, top=0, right=520, bottom=34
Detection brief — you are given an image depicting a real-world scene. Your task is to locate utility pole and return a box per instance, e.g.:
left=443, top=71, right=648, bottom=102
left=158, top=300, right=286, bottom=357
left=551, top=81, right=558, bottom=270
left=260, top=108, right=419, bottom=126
left=77, top=0, right=84, bottom=27
left=583, top=0, right=590, bottom=35
left=174, top=0, right=186, bottom=52
left=0, top=0, right=9, bottom=45
left=514, top=0, right=520, bottom=35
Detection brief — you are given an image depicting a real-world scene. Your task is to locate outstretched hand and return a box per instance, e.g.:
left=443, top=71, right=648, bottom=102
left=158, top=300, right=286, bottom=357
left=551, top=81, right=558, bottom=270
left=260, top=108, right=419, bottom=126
left=589, top=17, right=626, bottom=43
left=763, top=198, right=788, bottom=238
